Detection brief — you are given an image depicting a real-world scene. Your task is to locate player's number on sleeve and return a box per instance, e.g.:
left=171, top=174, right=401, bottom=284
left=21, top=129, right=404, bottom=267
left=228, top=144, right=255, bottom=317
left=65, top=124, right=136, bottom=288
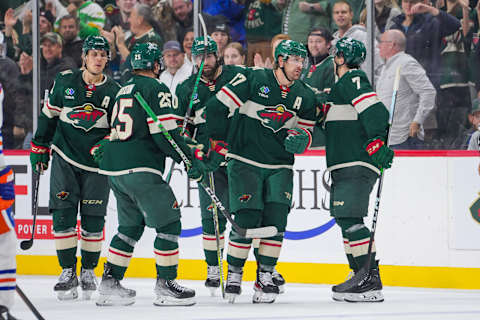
left=352, top=76, right=361, bottom=90
left=113, top=98, right=133, bottom=140
left=229, top=73, right=247, bottom=86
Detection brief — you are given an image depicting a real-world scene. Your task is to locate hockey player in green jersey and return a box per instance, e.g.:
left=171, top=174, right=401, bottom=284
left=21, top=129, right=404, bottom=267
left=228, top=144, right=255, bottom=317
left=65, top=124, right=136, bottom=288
left=29, top=35, right=120, bottom=301
left=95, top=42, right=202, bottom=307
left=320, top=37, right=394, bottom=302
left=201, top=39, right=317, bottom=303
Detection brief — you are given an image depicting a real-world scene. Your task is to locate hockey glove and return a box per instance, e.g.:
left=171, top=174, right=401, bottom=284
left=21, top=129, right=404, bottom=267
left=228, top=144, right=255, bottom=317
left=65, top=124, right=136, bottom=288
left=204, top=140, right=228, bottom=172
left=0, top=167, right=15, bottom=211
left=90, top=136, right=110, bottom=164
left=30, top=140, right=50, bottom=174
left=284, top=128, right=311, bottom=154
left=364, top=137, right=394, bottom=169
left=186, top=149, right=208, bottom=182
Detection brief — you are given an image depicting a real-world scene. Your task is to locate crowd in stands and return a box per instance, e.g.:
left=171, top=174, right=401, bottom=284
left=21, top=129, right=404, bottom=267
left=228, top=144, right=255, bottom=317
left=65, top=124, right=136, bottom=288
left=0, top=0, right=479, bottom=150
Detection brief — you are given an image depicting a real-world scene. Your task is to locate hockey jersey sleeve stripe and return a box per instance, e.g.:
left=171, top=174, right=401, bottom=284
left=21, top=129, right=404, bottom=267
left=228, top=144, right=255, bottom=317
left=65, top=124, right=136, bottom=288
left=297, top=119, right=315, bottom=128
left=352, top=92, right=380, bottom=114
left=325, top=104, right=359, bottom=122
left=147, top=115, right=177, bottom=134
left=217, top=87, right=243, bottom=116
left=42, top=99, right=62, bottom=118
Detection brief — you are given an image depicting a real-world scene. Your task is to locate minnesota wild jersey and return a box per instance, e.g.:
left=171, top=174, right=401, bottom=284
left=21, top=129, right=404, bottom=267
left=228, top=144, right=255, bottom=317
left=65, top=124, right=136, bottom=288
left=205, top=67, right=317, bottom=168
left=35, top=69, right=120, bottom=171
left=174, top=65, right=245, bottom=146
left=323, top=69, right=389, bottom=174
left=99, top=74, right=180, bottom=176
left=302, top=55, right=335, bottom=93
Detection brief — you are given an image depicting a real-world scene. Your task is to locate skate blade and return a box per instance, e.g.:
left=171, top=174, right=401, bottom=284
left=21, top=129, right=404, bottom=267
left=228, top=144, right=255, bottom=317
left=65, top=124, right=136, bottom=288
left=153, top=296, right=196, bottom=306
left=82, top=289, right=95, bottom=300
left=344, top=290, right=384, bottom=303
left=207, top=286, right=218, bottom=297
left=96, top=294, right=135, bottom=306
left=55, top=288, right=79, bottom=301
left=332, top=292, right=346, bottom=302
left=252, top=291, right=277, bottom=304
left=225, top=293, right=238, bottom=304
left=278, top=284, right=285, bottom=294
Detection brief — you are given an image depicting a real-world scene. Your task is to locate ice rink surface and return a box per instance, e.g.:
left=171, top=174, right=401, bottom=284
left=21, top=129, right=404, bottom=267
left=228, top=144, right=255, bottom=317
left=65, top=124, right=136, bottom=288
left=10, top=276, right=480, bottom=320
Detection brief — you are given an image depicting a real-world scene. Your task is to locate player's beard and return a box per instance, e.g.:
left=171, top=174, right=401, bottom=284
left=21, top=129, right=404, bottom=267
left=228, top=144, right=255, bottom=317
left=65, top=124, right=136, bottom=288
left=202, top=61, right=219, bottom=80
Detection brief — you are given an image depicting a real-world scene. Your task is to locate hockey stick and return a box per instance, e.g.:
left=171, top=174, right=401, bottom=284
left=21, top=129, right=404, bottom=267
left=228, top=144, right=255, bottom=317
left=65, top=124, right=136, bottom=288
left=20, top=170, right=40, bottom=250
left=16, top=285, right=46, bottom=320
left=208, top=172, right=225, bottom=297
left=364, top=66, right=401, bottom=273
left=134, top=92, right=278, bottom=238
left=165, top=13, right=208, bottom=184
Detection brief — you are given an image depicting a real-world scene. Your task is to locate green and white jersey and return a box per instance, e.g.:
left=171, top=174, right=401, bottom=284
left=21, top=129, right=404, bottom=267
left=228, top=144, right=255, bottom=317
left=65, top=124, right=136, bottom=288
left=174, top=65, right=245, bottom=147
left=324, top=69, right=389, bottom=174
left=206, top=67, right=317, bottom=169
left=99, top=74, right=179, bottom=176
left=302, top=56, right=335, bottom=93
left=77, top=1, right=106, bottom=39
left=35, top=69, right=120, bottom=172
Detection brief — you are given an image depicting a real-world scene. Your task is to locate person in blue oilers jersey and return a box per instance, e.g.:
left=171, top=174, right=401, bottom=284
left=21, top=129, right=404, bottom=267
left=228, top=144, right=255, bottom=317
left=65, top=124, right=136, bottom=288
left=200, top=39, right=318, bottom=304
left=29, top=35, right=120, bottom=301
left=95, top=42, right=204, bottom=307
left=319, top=37, right=394, bottom=303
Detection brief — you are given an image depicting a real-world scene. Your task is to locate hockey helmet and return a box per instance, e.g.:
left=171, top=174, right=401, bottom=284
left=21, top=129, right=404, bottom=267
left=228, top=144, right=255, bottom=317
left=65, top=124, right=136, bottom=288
left=191, top=35, right=218, bottom=58
left=334, top=37, right=366, bottom=67
left=274, top=40, right=307, bottom=64
left=82, top=35, right=110, bottom=58
left=130, top=42, right=163, bottom=70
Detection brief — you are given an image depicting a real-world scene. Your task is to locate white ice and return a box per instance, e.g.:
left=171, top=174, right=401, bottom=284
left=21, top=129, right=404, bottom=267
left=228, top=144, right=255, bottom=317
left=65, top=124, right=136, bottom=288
left=10, top=276, right=480, bottom=320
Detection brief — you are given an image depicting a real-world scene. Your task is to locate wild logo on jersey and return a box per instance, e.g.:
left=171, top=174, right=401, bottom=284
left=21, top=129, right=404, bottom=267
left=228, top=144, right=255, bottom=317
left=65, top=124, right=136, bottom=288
left=67, top=103, right=106, bottom=131
left=257, top=105, right=294, bottom=132
left=469, top=195, right=480, bottom=224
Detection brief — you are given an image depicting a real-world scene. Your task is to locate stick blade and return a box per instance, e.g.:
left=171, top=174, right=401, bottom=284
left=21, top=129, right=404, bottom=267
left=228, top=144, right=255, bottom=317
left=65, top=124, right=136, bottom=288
left=20, top=240, right=33, bottom=251
left=245, top=226, right=278, bottom=238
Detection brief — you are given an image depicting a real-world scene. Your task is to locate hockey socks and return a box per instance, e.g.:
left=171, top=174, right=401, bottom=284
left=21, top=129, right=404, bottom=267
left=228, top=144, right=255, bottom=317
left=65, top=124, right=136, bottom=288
left=80, top=215, right=105, bottom=269
left=106, top=226, right=144, bottom=280
left=154, top=221, right=181, bottom=280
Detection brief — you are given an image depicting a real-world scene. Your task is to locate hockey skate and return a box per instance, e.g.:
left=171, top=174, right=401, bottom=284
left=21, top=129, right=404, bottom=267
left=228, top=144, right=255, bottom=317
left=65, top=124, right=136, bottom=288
left=0, top=305, right=17, bottom=320
left=54, top=265, right=79, bottom=301
left=224, top=266, right=243, bottom=303
left=79, top=267, right=97, bottom=300
left=331, top=271, right=355, bottom=301
left=205, top=265, right=221, bottom=296
left=272, top=269, right=286, bottom=294
left=332, top=266, right=384, bottom=303
left=252, top=269, right=279, bottom=304
left=96, top=264, right=136, bottom=306
left=153, top=278, right=196, bottom=306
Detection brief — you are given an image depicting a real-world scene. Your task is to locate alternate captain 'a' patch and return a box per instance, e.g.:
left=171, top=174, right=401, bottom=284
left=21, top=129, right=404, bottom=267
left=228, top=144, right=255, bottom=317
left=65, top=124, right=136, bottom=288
left=66, top=103, right=106, bottom=131
left=257, top=105, right=294, bottom=132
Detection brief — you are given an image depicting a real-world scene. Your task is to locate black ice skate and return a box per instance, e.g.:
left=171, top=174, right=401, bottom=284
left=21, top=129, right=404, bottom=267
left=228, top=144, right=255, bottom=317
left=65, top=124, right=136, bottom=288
left=225, top=266, right=243, bottom=303
left=96, top=264, right=136, bottom=306
left=272, top=268, right=286, bottom=294
left=154, top=278, right=196, bottom=306
left=79, top=267, right=97, bottom=300
left=205, top=265, right=221, bottom=296
left=332, top=266, right=384, bottom=303
left=0, top=305, right=17, bottom=320
left=53, top=265, right=79, bottom=301
left=253, top=269, right=279, bottom=304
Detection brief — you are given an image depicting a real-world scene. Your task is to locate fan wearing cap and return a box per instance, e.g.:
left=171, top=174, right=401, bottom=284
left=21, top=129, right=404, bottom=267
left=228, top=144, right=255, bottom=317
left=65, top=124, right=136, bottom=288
left=159, top=40, right=192, bottom=94
left=302, top=27, right=334, bottom=93
left=320, top=37, right=393, bottom=303
left=210, top=19, right=230, bottom=60
left=198, top=39, right=317, bottom=304
left=30, top=35, right=121, bottom=301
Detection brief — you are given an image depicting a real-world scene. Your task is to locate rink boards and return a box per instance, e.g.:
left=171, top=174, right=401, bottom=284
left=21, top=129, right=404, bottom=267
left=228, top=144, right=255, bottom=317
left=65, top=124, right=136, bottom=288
left=6, top=150, right=480, bottom=289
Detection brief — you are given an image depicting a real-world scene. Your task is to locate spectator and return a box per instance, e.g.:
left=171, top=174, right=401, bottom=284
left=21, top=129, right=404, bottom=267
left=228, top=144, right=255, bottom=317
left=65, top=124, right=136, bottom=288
left=171, top=0, right=193, bottom=42
left=389, top=0, right=461, bottom=89
left=40, top=32, right=76, bottom=95
left=210, top=17, right=230, bottom=59
left=223, top=41, right=246, bottom=65
left=377, top=29, right=436, bottom=149
left=254, top=33, right=290, bottom=68
left=302, top=27, right=334, bottom=93
left=204, top=0, right=246, bottom=45
left=359, top=0, right=402, bottom=39
left=149, top=0, right=177, bottom=41
left=159, top=40, right=192, bottom=94
left=58, top=15, right=83, bottom=67
left=66, top=0, right=106, bottom=39
left=0, top=30, right=22, bottom=149
left=181, top=28, right=194, bottom=71
left=104, top=0, right=137, bottom=32
left=331, top=0, right=384, bottom=80
left=274, top=0, right=332, bottom=43
left=39, top=9, right=55, bottom=36
left=14, top=51, right=33, bottom=150
left=452, top=99, right=480, bottom=149
left=244, top=0, right=282, bottom=67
